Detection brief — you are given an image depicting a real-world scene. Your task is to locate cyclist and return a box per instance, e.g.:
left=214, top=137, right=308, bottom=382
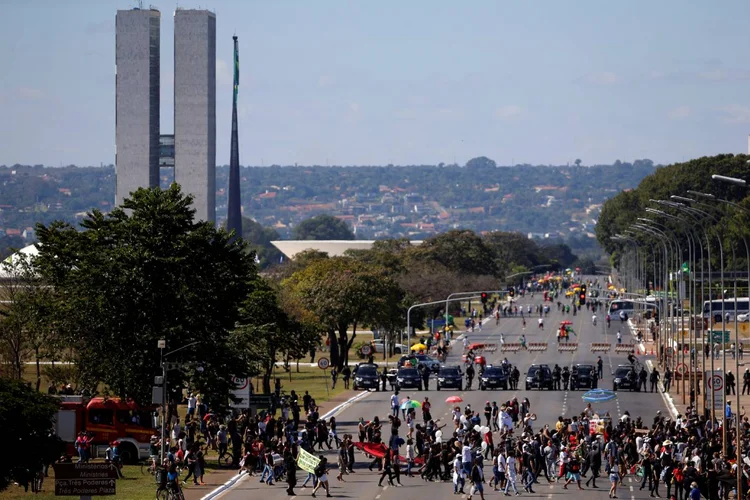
left=627, top=351, right=637, bottom=366
left=164, top=447, right=182, bottom=498
left=217, top=425, right=229, bottom=464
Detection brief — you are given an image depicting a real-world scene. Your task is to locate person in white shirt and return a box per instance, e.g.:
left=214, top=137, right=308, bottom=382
left=504, top=451, right=520, bottom=495
left=499, top=408, right=513, bottom=433
left=462, top=443, right=473, bottom=477
left=187, top=394, right=197, bottom=421
left=453, top=455, right=466, bottom=494
left=390, top=393, right=399, bottom=417
left=171, top=419, right=181, bottom=441
left=616, top=331, right=622, bottom=344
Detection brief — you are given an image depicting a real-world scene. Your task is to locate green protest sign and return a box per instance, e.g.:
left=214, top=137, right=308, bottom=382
left=297, top=447, right=320, bottom=474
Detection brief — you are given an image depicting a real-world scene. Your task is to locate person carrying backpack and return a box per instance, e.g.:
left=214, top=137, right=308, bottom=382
left=311, top=456, right=331, bottom=498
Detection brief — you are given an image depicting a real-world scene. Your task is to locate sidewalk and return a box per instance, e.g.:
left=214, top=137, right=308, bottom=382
left=183, top=390, right=358, bottom=500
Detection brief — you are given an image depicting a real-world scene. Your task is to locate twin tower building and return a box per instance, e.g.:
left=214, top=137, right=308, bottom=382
left=115, top=8, right=217, bottom=223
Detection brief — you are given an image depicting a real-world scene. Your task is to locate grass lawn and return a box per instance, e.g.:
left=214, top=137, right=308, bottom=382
left=1, top=463, right=162, bottom=500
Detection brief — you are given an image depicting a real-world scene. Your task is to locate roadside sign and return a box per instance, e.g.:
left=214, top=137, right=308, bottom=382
left=246, top=395, right=273, bottom=407
left=360, top=345, right=372, bottom=356
left=317, top=357, right=330, bottom=370
left=230, top=375, right=252, bottom=409
left=706, top=370, right=725, bottom=410
left=710, top=330, right=731, bottom=343
left=53, top=463, right=117, bottom=496
left=676, top=363, right=687, bottom=376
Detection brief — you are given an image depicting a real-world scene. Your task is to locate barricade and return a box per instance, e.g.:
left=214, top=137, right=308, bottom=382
left=590, top=343, right=611, bottom=353
left=527, top=343, right=548, bottom=352
left=558, top=343, right=578, bottom=352
left=501, top=343, right=521, bottom=352
left=614, top=343, right=636, bottom=353
left=481, top=344, right=498, bottom=353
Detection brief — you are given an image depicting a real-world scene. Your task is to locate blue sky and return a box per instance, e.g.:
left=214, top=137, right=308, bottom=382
left=2, top=0, right=750, bottom=167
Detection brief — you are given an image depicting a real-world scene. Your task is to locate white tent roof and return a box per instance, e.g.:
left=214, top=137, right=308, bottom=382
left=0, top=244, right=39, bottom=278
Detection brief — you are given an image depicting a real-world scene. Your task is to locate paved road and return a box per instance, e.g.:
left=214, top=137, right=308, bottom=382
left=220, top=285, right=669, bottom=500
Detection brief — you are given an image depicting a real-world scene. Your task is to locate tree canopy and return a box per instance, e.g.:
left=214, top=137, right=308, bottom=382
left=293, top=214, right=355, bottom=241
left=0, top=377, right=63, bottom=492
left=33, top=185, right=258, bottom=407
left=596, top=154, right=750, bottom=275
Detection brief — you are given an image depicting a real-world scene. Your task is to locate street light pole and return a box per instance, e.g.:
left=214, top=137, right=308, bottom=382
left=159, top=340, right=200, bottom=465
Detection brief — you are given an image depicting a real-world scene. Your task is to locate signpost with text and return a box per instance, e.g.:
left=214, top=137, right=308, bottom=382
left=53, top=463, right=118, bottom=497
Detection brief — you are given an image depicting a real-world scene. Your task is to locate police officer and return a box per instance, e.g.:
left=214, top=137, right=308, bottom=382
left=743, top=369, right=750, bottom=395
left=638, top=367, right=648, bottom=392
left=570, top=366, right=579, bottom=391
left=553, top=365, right=562, bottom=390
left=562, top=367, right=570, bottom=390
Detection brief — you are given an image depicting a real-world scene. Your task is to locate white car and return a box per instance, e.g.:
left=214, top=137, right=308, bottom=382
left=371, top=341, right=407, bottom=354
left=738, top=313, right=750, bottom=322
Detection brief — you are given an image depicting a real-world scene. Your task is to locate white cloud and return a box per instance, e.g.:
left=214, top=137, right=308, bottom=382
left=17, top=87, right=45, bottom=100
left=717, top=105, right=750, bottom=124
left=349, top=102, right=360, bottom=113
left=216, top=59, right=232, bottom=86
left=579, top=72, right=617, bottom=85
left=495, top=105, right=523, bottom=119
left=667, top=105, right=691, bottom=120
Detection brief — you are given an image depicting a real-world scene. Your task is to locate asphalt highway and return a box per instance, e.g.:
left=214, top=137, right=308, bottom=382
left=219, top=286, right=669, bottom=500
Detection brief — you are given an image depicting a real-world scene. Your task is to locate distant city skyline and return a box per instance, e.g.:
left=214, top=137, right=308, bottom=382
left=2, top=1, right=750, bottom=167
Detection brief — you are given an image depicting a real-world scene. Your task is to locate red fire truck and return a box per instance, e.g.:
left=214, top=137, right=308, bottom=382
left=55, top=396, right=157, bottom=463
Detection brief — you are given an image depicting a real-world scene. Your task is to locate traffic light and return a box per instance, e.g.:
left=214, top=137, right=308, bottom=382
left=579, top=285, right=587, bottom=305
left=481, top=292, right=488, bottom=304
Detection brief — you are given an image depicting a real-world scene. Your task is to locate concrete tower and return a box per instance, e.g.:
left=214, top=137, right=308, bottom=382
left=226, top=36, right=242, bottom=240
left=174, top=9, right=217, bottom=223
left=115, top=8, right=160, bottom=207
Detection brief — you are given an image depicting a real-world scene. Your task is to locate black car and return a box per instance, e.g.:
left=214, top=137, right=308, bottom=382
left=353, top=363, right=380, bottom=391
left=479, top=366, right=509, bottom=390
left=397, top=367, right=423, bottom=390
left=414, top=354, right=441, bottom=373
left=573, top=364, right=598, bottom=389
left=525, top=364, right=553, bottom=390
left=437, top=366, right=463, bottom=391
left=613, top=365, right=638, bottom=392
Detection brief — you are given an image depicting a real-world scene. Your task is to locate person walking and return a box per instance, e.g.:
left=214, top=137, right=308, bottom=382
left=311, top=456, right=331, bottom=498
left=663, top=367, right=672, bottom=393
left=504, top=451, right=520, bottom=496
left=649, top=369, right=660, bottom=393
left=378, top=453, right=395, bottom=487
left=743, top=369, right=750, bottom=395
left=285, top=449, right=298, bottom=496
left=469, top=456, right=486, bottom=500
left=390, top=392, right=399, bottom=417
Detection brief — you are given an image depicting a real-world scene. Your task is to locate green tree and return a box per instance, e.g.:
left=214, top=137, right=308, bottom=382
left=286, top=257, right=402, bottom=369
left=465, top=156, right=497, bottom=169
left=240, top=217, right=283, bottom=269
left=293, top=214, right=355, bottom=240
left=33, top=185, right=257, bottom=408
left=0, top=377, right=64, bottom=492
left=411, top=229, right=498, bottom=276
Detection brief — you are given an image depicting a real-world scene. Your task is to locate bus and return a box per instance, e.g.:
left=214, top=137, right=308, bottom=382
left=607, top=298, right=659, bottom=319
left=702, top=298, right=750, bottom=322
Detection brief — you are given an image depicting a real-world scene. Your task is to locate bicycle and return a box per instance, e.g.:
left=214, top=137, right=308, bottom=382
left=155, top=469, right=185, bottom=500
left=217, top=450, right=234, bottom=468
left=141, top=456, right=159, bottom=476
